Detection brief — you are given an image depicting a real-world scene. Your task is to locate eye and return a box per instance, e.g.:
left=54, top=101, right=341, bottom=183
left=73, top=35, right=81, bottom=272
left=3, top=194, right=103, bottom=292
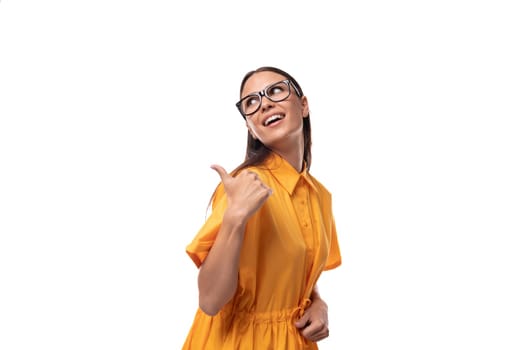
left=267, top=81, right=289, bottom=100
left=268, top=85, right=284, bottom=96
left=244, top=95, right=259, bottom=107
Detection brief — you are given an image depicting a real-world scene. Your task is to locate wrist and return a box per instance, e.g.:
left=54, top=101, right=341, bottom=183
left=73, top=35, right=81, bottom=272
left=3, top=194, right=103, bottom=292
left=310, top=291, right=321, bottom=302
left=223, top=208, right=249, bottom=229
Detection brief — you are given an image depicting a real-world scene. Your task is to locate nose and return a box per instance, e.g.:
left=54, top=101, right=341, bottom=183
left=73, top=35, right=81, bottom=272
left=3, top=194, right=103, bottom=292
left=260, top=95, right=275, bottom=113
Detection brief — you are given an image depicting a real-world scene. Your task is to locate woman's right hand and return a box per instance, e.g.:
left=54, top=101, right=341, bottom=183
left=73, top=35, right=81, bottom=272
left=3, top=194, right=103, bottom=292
left=211, top=164, right=272, bottom=220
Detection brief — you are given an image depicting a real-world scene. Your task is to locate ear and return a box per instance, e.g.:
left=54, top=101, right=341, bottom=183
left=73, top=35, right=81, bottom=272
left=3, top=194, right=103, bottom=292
left=301, top=96, right=310, bottom=118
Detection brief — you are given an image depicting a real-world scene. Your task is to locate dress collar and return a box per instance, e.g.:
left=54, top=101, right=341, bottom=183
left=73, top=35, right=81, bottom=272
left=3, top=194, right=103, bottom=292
left=264, top=152, right=318, bottom=195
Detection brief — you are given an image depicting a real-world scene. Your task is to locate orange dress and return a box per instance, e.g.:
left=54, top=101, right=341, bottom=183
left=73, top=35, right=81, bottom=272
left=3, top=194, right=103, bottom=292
left=183, top=153, right=342, bottom=349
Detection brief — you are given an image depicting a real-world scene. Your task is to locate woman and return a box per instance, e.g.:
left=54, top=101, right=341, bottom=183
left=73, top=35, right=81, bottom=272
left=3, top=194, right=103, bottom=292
left=182, top=66, right=342, bottom=349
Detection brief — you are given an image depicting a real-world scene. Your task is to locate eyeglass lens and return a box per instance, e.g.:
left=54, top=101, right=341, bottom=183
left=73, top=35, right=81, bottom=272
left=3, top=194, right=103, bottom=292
left=240, top=81, right=291, bottom=116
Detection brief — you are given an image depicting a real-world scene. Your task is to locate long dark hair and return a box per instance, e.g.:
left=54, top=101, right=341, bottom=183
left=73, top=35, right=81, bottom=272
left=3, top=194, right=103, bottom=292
left=232, top=66, right=312, bottom=175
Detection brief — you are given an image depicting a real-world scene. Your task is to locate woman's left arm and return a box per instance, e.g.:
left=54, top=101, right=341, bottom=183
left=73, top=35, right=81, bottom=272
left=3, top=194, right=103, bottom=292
left=295, top=284, right=330, bottom=342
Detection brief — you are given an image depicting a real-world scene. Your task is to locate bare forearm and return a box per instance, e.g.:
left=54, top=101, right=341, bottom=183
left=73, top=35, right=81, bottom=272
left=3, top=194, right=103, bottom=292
left=310, top=284, right=327, bottom=310
left=310, top=284, right=321, bottom=301
left=197, top=209, right=247, bottom=315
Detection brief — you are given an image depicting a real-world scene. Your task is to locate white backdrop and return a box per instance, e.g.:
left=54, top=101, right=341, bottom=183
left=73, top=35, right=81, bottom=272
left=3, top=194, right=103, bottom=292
left=1, top=1, right=524, bottom=349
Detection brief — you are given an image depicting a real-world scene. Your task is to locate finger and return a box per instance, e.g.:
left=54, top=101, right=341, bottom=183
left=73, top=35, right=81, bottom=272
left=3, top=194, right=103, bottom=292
left=307, top=328, right=329, bottom=342
left=305, top=333, right=328, bottom=343
left=210, top=164, right=230, bottom=182
left=294, top=316, right=309, bottom=329
left=300, top=318, right=326, bottom=334
left=301, top=325, right=328, bottom=342
left=243, top=170, right=259, bottom=180
left=302, top=327, right=328, bottom=338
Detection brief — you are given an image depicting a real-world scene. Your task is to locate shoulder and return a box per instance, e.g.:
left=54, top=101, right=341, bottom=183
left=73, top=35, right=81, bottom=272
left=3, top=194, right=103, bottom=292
left=242, top=164, right=273, bottom=181
left=308, top=173, right=333, bottom=197
left=210, top=182, right=226, bottom=208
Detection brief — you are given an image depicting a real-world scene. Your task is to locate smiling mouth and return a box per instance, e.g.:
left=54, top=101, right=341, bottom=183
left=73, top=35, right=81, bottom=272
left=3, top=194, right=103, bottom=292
left=264, top=114, right=284, bottom=126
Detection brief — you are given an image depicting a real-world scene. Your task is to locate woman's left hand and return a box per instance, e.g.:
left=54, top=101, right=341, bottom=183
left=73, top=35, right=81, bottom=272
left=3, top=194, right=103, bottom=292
left=294, top=297, right=330, bottom=342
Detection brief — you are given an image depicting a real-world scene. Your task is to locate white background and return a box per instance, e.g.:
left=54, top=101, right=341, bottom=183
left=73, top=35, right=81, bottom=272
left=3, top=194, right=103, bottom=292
left=1, top=1, right=524, bottom=349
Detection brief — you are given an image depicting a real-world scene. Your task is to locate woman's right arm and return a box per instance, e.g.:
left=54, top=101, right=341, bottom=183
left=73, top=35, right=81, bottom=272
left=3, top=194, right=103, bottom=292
left=197, top=165, right=271, bottom=316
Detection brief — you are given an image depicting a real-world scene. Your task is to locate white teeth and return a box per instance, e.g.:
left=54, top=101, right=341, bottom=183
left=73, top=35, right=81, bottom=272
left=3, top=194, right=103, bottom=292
left=264, top=114, right=283, bottom=126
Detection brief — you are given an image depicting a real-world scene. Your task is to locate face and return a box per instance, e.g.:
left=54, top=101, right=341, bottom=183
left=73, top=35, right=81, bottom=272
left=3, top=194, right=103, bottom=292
left=241, top=71, right=309, bottom=150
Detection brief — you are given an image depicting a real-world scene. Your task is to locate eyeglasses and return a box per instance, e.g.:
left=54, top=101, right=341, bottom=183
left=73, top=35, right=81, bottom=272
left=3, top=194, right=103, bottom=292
left=236, top=79, right=301, bottom=118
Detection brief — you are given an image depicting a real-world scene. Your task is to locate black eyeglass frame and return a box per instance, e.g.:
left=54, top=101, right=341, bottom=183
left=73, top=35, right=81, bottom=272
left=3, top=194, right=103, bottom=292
left=236, top=79, right=302, bottom=119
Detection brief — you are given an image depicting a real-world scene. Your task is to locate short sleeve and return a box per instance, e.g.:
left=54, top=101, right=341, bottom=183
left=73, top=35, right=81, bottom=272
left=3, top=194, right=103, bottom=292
left=324, top=216, right=342, bottom=270
left=185, top=184, right=227, bottom=268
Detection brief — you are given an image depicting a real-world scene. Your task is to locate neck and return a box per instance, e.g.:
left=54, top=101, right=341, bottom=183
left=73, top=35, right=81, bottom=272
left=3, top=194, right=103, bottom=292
left=273, top=147, right=304, bottom=173
left=267, top=132, right=305, bottom=172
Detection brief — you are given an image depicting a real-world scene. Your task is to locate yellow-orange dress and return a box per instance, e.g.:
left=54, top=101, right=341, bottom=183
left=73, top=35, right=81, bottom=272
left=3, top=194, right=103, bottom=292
left=183, top=153, right=342, bottom=349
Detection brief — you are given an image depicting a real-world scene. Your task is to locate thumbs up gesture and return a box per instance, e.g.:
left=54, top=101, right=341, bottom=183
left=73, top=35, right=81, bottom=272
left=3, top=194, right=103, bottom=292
left=211, top=164, right=272, bottom=220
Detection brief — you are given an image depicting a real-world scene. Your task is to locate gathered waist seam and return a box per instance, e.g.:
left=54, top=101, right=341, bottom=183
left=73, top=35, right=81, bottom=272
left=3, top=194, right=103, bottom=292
left=226, top=298, right=312, bottom=324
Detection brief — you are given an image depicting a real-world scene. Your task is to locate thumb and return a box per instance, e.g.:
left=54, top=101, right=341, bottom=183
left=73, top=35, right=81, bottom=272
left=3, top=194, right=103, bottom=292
left=210, top=164, right=231, bottom=182
left=295, top=314, right=309, bottom=329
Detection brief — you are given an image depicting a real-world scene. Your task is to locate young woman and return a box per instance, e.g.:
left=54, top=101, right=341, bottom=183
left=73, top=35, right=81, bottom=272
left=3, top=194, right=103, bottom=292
left=182, top=66, right=342, bottom=349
